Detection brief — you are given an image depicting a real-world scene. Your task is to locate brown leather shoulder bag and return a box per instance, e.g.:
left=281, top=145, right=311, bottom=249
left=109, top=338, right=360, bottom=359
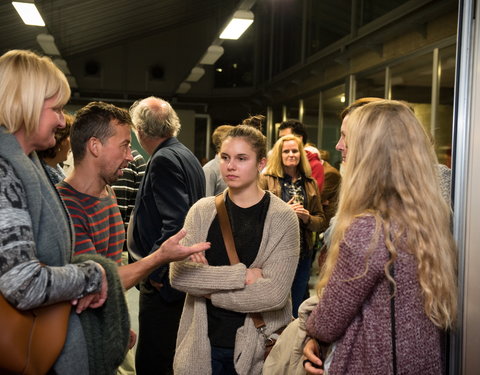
left=0, top=293, right=71, bottom=375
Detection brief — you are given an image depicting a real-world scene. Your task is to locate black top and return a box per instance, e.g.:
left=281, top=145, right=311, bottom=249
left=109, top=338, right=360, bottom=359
left=280, top=174, right=307, bottom=254
left=280, top=174, right=307, bottom=207
left=206, top=192, right=270, bottom=348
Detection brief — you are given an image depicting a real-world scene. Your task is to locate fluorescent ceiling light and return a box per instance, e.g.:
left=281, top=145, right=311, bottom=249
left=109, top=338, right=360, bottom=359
left=176, top=82, right=191, bottom=94
left=220, top=10, right=254, bottom=40
left=186, top=67, right=205, bottom=82
left=199, top=45, right=224, bottom=65
left=12, top=2, right=45, bottom=26
left=36, top=33, right=60, bottom=55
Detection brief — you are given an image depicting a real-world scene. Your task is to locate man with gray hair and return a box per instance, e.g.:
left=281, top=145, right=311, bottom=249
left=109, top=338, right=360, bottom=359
left=128, top=96, right=205, bottom=375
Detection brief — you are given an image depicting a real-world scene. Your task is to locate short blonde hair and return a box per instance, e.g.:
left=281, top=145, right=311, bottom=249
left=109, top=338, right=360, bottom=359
left=264, top=134, right=312, bottom=178
left=0, top=50, right=70, bottom=135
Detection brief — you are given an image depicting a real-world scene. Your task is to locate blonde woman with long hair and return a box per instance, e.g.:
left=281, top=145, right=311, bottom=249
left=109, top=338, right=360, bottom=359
left=303, top=100, right=456, bottom=374
left=260, top=134, right=327, bottom=318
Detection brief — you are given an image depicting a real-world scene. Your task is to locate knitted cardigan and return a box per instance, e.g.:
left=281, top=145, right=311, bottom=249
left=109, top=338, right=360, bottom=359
left=306, top=216, right=445, bottom=375
left=0, top=127, right=101, bottom=374
left=74, top=255, right=130, bottom=375
left=170, top=192, right=300, bottom=375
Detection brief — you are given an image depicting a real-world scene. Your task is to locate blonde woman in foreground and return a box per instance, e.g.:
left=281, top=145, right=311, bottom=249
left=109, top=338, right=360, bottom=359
left=303, top=100, right=457, bottom=374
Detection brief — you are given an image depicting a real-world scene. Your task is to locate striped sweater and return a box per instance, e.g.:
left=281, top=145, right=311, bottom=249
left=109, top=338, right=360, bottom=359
left=57, top=181, right=124, bottom=264
left=111, top=149, right=146, bottom=229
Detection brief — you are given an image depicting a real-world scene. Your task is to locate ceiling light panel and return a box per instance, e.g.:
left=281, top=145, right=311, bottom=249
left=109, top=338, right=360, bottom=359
left=200, top=45, right=224, bottom=65
left=37, top=33, right=60, bottom=55
left=12, top=2, right=45, bottom=26
left=176, top=82, right=191, bottom=94
left=186, top=67, right=205, bottom=82
left=220, top=10, right=254, bottom=40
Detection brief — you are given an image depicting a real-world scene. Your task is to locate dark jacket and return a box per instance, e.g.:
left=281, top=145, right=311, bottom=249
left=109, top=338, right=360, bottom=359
left=259, top=174, right=327, bottom=255
left=321, top=161, right=341, bottom=225
left=131, top=137, right=205, bottom=300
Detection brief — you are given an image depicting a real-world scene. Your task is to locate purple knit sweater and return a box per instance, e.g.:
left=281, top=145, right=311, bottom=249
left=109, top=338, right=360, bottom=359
left=306, top=216, right=445, bottom=375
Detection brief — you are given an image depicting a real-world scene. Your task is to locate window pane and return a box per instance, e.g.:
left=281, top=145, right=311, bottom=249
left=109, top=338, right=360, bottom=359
left=272, top=0, right=303, bottom=74
left=214, top=27, right=254, bottom=88
left=359, top=0, right=412, bottom=26
left=321, top=85, right=346, bottom=169
left=272, top=105, right=285, bottom=140
left=436, top=45, right=456, bottom=167
left=307, top=0, right=350, bottom=56
left=356, top=69, right=385, bottom=99
left=285, top=100, right=299, bottom=120
left=303, top=93, right=321, bottom=148
left=391, top=52, right=433, bottom=129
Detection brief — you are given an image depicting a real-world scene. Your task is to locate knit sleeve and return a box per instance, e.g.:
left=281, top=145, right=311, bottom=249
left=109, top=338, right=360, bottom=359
left=170, top=198, right=247, bottom=295
left=0, top=157, right=102, bottom=310
left=306, top=216, right=388, bottom=343
left=210, top=203, right=300, bottom=313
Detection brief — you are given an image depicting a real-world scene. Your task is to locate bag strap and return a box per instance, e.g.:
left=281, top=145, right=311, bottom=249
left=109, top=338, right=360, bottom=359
left=215, top=194, right=240, bottom=265
left=214, top=193, right=266, bottom=330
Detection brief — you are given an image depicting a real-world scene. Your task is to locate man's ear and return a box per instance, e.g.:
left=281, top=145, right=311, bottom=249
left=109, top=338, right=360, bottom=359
left=87, top=137, right=100, bottom=157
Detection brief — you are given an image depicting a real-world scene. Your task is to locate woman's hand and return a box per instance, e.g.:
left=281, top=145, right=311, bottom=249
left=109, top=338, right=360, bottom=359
left=287, top=198, right=311, bottom=224
left=71, top=263, right=108, bottom=313
left=303, top=338, right=324, bottom=374
left=189, top=252, right=209, bottom=265
left=245, top=268, right=263, bottom=285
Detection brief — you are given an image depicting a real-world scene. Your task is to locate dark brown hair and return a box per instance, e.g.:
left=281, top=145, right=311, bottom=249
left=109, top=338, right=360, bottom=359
left=37, top=113, right=74, bottom=159
left=223, top=125, right=266, bottom=161
left=70, top=101, right=132, bottom=162
left=242, top=114, right=264, bottom=132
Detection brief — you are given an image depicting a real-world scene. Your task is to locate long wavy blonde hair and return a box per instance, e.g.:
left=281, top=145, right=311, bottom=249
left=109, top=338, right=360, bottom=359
left=263, top=134, right=312, bottom=178
left=317, top=100, right=457, bottom=329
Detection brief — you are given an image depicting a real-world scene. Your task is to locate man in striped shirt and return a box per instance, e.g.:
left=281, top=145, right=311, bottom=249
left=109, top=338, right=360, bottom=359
left=57, top=101, right=209, bottom=290
left=57, top=101, right=209, bottom=373
left=112, top=148, right=146, bottom=234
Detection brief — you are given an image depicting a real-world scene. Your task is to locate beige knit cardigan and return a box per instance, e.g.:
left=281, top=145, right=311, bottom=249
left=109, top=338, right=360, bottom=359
left=170, top=192, right=300, bottom=375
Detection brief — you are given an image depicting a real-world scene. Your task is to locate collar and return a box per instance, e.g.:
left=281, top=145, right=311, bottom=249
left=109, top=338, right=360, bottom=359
left=152, top=136, right=178, bottom=155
